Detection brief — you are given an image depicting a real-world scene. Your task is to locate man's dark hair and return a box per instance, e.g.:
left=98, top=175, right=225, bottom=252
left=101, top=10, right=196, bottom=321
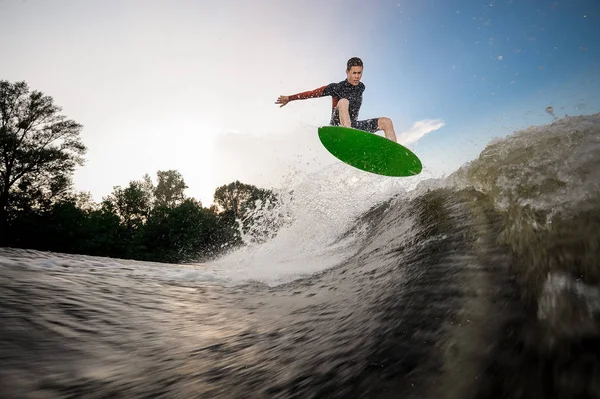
left=347, top=57, right=363, bottom=70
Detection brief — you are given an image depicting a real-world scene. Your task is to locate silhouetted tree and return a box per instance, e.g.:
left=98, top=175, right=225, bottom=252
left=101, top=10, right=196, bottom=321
left=154, top=170, right=188, bottom=208
left=145, top=198, right=219, bottom=262
left=104, top=179, right=153, bottom=230
left=213, top=180, right=276, bottom=219
left=0, top=80, right=86, bottom=242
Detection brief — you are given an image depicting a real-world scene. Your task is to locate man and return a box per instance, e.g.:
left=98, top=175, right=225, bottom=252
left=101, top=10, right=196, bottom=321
left=275, top=57, right=398, bottom=142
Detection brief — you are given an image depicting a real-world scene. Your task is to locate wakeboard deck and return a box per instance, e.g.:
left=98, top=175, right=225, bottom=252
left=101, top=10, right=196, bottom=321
left=317, top=125, right=422, bottom=177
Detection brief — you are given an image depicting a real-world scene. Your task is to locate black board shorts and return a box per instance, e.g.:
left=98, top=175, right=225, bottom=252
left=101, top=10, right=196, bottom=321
left=330, top=109, right=379, bottom=133
left=350, top=118, right=380, bottom=133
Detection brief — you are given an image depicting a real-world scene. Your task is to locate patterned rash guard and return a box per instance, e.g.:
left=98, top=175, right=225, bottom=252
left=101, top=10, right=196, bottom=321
left=288, top=80, right=379, bottom=133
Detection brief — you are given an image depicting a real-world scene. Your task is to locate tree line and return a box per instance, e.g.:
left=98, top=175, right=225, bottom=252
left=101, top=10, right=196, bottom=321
left=0, top=80, right=279, bottom=263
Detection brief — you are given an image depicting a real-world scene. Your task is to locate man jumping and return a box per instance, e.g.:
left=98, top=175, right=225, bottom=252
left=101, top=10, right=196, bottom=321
left=275, top=57, right=398, bottom=142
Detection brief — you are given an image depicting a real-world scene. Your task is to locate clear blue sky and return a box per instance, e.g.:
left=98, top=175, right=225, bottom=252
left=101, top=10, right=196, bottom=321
left=1, top=0, right=598, bottom=204
left=357, top=0, right=599, bottom=171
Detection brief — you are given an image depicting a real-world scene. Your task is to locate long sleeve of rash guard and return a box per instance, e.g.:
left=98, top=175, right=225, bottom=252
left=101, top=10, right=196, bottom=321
left=288, top=86, right=328, bottom=101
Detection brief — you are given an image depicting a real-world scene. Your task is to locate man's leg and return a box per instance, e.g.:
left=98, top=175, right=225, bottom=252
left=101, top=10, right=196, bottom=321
left=338, top=102, right=398, bottom=143
left=337, top=99, right=352, bottom=128
left=378, top=117, right=397, bottom=142
left=355, top=117, right=398, bottom=143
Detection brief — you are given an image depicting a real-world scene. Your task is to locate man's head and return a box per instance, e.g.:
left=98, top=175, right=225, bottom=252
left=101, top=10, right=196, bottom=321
left=346, top=57, right=363, bottom=86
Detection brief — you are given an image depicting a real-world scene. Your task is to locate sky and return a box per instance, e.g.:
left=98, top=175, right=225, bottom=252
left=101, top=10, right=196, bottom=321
left=1, top=0, right=599, bottom=206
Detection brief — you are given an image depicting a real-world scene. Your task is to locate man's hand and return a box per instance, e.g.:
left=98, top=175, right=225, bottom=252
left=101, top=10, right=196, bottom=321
left=275, top=95, right=289, bottom=108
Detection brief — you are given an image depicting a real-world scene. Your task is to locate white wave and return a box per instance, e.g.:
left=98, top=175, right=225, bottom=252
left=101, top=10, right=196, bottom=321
left=207, top=159, right=426, bottom=285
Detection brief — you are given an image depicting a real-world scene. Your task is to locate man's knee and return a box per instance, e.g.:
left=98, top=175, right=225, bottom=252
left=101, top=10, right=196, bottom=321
left=378, top=117, right=393, bottom=129
left=337, top=98, right=349, bottom=110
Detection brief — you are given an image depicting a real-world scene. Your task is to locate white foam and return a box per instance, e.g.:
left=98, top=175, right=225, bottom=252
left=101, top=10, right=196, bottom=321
left=206, top=160, right=427, bottom=285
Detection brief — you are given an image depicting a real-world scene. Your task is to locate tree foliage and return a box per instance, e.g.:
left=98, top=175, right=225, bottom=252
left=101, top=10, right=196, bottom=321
left=155, top=170, right=188, bottom=208
left=214, top=180, right=277, bottom=220
left=0, top=80, right=86, bottom=235
left=1, top=80, right=281, bottom=263
left=5, top=173, right=251, bottom=263
left=104, top=179, right=153, bottom=230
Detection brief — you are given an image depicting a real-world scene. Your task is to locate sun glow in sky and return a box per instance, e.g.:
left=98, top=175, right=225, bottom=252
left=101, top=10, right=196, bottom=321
left=1, top=0, right=598, bottom=205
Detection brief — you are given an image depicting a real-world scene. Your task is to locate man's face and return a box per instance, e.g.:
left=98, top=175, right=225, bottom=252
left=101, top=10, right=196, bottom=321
left=346, top=66, right=363, bottom=86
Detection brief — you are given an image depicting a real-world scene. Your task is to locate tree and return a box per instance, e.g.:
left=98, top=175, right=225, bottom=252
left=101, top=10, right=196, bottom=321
left=154, top=170, right=188, bottom=208
left=104, top=179, right=153, bottom=230
left=213, top=180, right=281, bottom=243
left=0, top=80, right=86, bottom=241
left=144, top=198, right=221, bottom=262
left=72, top=190, right=96, bottom=212
left=213, top=180, right=276, bottom=219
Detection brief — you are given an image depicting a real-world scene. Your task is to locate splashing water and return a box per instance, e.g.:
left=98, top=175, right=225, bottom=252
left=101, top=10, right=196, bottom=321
left=210, top=159, right=426, bottom=285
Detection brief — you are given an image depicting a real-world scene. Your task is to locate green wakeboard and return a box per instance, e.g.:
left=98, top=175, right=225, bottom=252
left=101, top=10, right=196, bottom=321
left=318, top=125, right=422, bottom=177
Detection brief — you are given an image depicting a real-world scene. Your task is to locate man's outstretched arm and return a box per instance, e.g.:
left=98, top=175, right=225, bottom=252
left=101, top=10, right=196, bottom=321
left=275, top=85, right=328, bottom=108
